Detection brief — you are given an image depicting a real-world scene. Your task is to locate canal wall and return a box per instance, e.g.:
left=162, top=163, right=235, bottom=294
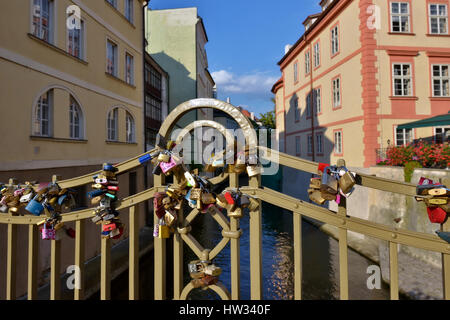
left=282, top=165, right=450, bottom=299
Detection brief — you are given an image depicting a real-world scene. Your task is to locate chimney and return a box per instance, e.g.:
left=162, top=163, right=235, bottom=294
left=226, top=97, right=231, bottom=104
left=284, top=44, right=292, bottom=55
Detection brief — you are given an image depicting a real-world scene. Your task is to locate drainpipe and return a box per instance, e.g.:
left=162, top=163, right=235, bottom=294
left=306, top=34, right=315, bottom=162
left=143, top=0, right=150, bottom=225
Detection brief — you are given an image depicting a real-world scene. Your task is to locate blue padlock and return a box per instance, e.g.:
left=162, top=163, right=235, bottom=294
left=87, top=189, right=106, bottom=199
left=25, top=195, right=44, bottom=216
left=139, top=153, right=152, bottom=164
left=103, top=163, right=118, bottom=172
left=58, top=194, right=67, bottom=206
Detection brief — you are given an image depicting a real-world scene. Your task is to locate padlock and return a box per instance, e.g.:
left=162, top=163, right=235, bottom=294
left=228, top=206, right=243, bottom=218
left=310, top=177, right=322, bottom=189
left=202, top=275, right=218, bottom=286
left=160, top=157, right=178, bottom=174
left=92, top=215, right=102, bottom=223
left=247, top=165, right=262, bottom=177
left=25, top=194, right=45, bottom=216
left=190, top=188, right=202, bottom=201
left=320, top=189, right=337, bottom=201
left=155, top=133, right=167, bottom=149
left=425, top=197, right=448, bottom=206
left=159, top=224, right=170, bottom=238
left=428, top=188, right=450, bottom=196
left=215, top=194, right=228, bottom=209
left=0, top=204, right=8, bottom=213
left=157, top=153, right=170, bottom=163
left=204, top=265, right=222, bottom=277
left=164, top=210, right=177, bottom=227
left=109, top=227, right=121, bottom=238
left=41, top=223, right=56, bottom=240
left=308, top=189, right=326, bottom=205
left=184, top=172, right=197, bottom=187
left=239, top=195, right=250, bottom=208
left=427, top=206, right=447, bottom=224
left=201, top=192, right=216, bottom=205
left=191, top=278, right=205, bottom=288
left=337, top=167, right=356, bottom=194
left=212, top=158, right=224, bottom=168
left=103, top=163, right=118, bottom=173
left=188, top=260, right=202, bottom=273
left=320, top=167, right=338, bottom=195
left=224, top=192, right=235, bottom=205
left=153, top=224, right=159, bottom=237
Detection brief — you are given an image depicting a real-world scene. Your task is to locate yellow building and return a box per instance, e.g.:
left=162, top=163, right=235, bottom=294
left=273, top=0, right=450, bottom=168
left=0, top=0, right=147, bottom=299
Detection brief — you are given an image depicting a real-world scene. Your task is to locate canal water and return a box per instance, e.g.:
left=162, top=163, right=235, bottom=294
left=103, top=201, right=392, bottom=300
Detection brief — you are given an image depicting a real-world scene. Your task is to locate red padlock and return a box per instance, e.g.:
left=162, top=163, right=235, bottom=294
left=111, top=226, right=124, bottom=240
left=318, top=163, right=330, bottom=173
left=224, top=192, right=235, bottom=205
left=427, top=206, right=447, bottom=224
left=107, top=186, right=119, bottom=191
left=102, top=223, right=117, bottom=232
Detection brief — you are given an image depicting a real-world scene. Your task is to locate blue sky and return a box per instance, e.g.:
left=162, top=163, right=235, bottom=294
left=148, top=0, right=320, bottom=116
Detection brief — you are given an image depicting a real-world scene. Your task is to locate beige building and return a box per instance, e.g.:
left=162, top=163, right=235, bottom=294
left=0, top=0, right=147, bottom=299
left=273, top=0, right=450, bottom=168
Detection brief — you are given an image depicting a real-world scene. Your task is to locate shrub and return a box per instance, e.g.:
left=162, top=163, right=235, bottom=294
left=404, top=161, right=423, bottom=183
left=385, top=142, right=450, bottom=169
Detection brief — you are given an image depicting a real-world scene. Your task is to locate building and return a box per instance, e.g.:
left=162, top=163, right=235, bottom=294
left=145, top=7, right=215, bottom=129
left=144, top=52, right=169, bottom=150
left=0, top=0, right=146, bottom=299
left=273, top=0, right=450, bottom=168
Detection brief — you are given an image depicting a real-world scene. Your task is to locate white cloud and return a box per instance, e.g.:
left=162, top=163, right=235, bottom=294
left=211, top=70, right=278, bottom=95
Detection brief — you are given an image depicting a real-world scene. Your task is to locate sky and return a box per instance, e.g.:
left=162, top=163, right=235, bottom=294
left=148, top=0, right=320, bottom=117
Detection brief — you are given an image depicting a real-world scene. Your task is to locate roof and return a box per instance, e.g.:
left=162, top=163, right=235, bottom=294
left=271, top=77, right=284, bottom=94
left=278, top=0, right=340, bottom=66
left=302, top=13, right=321, bottom=26
left=397, top=112, right=450, bottom=130
left=197, top=17, right=209, bottom=43
left=204, top=68, right=215, bottom=85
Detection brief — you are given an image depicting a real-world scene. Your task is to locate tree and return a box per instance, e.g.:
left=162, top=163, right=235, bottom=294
left=258, top=110, right=275, bottom=129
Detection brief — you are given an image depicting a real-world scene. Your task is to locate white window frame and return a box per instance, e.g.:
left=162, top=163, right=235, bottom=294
left=316, top=133, right=323, bottom=154
left=294, top=62, right=298, bottom=82
left=432, top=64, right=450, bottom=97
left=294, top=98, right=300, bottom=122
left=305, top=51, right=311, bottom=74
left=334, top=131, right=342, bottom=154
left=331, top=26, right=339, bottom=55
left=392, top=63, right=412, bottom=96
left=314, top=88, right=321, bottom=114
left=395, top=126, right=414, bottom=146
left=69, top=97, right=83, bottom=139
left=67, top=19, right=84, bottom=60
left=307, top=135, right=313, bottom=154
left=390, top=2, right=411, bottom=33
left=429, top=4, right=448, bottom=34
left=31, top=0, right=54, bottom=43
left=295, top=136, right=301, bottom=155
left=125, top=52, right=134, bottom=85
left=314, top=42, right=320, bottom=67
left=106, top=38, right=118, bottom=77
left=306, top=92, right=312, bottom=117
left=434, top=126, right=450, bottom=143
left=332, top=77, right=341, bottom=108
left=126, top=112, right=135, bottom=143
left=125, top=0, right=134, bottom=24
left=107, top=108, right=118, bottom=141
left=33, top=90, right=53, bottom=137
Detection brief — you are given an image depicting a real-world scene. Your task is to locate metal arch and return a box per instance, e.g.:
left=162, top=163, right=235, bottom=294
left=179, top=281, right=231, bottom=300
left=158, top=98, right=258, bottom=152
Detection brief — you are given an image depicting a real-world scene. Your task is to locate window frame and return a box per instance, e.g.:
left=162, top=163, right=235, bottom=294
left=334, top=130, right=343, bottom=155
left=390, top=2, right=411, bottom=33
left=31, top=0, right=54, bottom=44
left=294, top=97, right=300, bottom=122
left=125, top=112, right=135, bottom=143
left=307, top=134, right=313, bottom=155
left=316, top=133, right=324, bottom=154
left=107, top=108, right=119, bottom=141
left=429, top=3, right=448, bottom=34
left=394, top=126, right=414, bottom=146
left=431, top=64, right=450, bottom=97
left=305, top=50, right=311, bottom=75
left=67, top=19, right=85, bottom=60
left=124, top=0, right=134, bottom=24
left=434, top=126, right=450, bottom=143
left=125, top=52, right=134, bottom=85
left=332, top=76, right=342, bottom=108
left=33, top=89, right=53, bottom=137
left=331, top=24, right=340, bottom=57
left=69, top=97, right=83, bottom=139
left=106, top=38, right=118, bottom=77
left=313, top=41, right=321, bottom=68
left=392, top=63, right=413, bottom=96
left=293, top=61, right=298, bottom=83
left=295, top=136, right=301, bottom=156
left=314, top=87, right=322, bottom=114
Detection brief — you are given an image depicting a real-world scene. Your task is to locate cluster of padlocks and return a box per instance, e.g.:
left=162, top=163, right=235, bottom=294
left=1, top=179, right=76, bottom=240
left=308, top=163, right=356, bottom=205
left=204, top=146, right=263, bottom=177
left=88, top=163, right=124, bottom=239
left=188, top=259, right=222, bottom=288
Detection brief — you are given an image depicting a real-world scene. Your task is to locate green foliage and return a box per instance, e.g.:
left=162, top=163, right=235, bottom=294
left=258, top=110, right=276, bottom=129
left=404, top=161, right=423, bottom=183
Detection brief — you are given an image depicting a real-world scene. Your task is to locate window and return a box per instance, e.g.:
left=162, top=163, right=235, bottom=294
left=316, top=134, right=323, bottom=154
left=68, top=20, right=84, bottom=59
left=145, top=64, right=162, bottom=91
left=393, top=63, right=412, bottom=96
left=125, top=53, right=134, bottom=85
left=430, top=4, right=448, bottom=34
left=294, top=98, right=300, bottom=122
left=126, top=112, right=135, bottom=143
left=125, top=0, right=134, bottom=23
left=334, top=131, right=342, bottom=154
left=305, top=51, right=311, bottom=74
left=332, top=77, right=341, bottom=108
left=145, top=94, right=162, bottom=121
left=32, top=0, right=53, bottom=43
left=106, top=40, right=118, bottom=76
left=33, top=90, right=52, bottom=136
left=395, top=127, right=413, bottom=146
left=294, top=62, right=298, bottom=82
left=306, top=92, right=312, bottom=117
left=390, top=2, right=410, bottom=32
left=295, top=136, right=301, bottom=155
left=69, top=98, right=83, bottom=139
left=307, top=135, right=313, bottom=154
left=107, top=108, right=118, bottom=141
left=106, top=0, right=117, bottom=8
left=432, top=64, right=449, bottom=97
left=314, top=42, right=320, bottom=67
left=331, top=25, right=339, bottom=55
left=146, top=129, right=157, bottom=148
left=314, top=88, right=321, bottom=114
left=434, top=127, right=450, bottom=143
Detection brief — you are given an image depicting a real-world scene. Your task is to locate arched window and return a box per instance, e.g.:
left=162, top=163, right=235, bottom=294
left=107, top=108, right=118, bottom=141
left=126, top=112, right=135, bottom=143
left=33, top=89, right=53, bottom=136
left=69, top=97, right=83, bottom=139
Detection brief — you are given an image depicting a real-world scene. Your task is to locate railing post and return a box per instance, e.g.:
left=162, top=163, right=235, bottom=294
left=336, top=159, right=349, bottom=300
left=249, top=172, right=262, bottom=300
left=229, top=171, right=241, bottom=300
left=389, top=241, right=399, bottom=300
left=100, top=237, right=111, bottom=300
left=129, top=205, right=139, bottom=300
left=74, top=219, right=85, bottom=300
left=154, top=174, right=166, bottom=300
left=173, top=175, right=183, bottom=300
left=27, top=224, right=39, bottom=300
left=6, top=221, right=17, bottom=300
left=293, top=210, right=302, bottom=300
left=50, top=239, right=61, bottom=300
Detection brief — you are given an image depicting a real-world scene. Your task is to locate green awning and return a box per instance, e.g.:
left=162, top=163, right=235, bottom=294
left=397, top=112, right=450, bottom=130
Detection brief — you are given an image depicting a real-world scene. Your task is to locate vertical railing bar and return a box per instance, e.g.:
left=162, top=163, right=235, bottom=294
left=27, top=224, right=39, bottom=300
left=293, top=211, right=302, bottom=300
left=173, top=175, right=183, bottom=300
left=442, top=218, right=450, bottom=300
left=100, top=237, right=111, bottom=300
left=74, top=219, right=85, bottom=300
left=6, top=223, right=17, bottom=300
left=249, top=173, right=262, bottom=300
left=129, top=205, right=139, bottom=300
left=229, top=172, right=240, bottom=300
left=154, top=174, right=166, bottom=300
left=50, top=239, right=61, bottom=300
left=389, top=241, right=399, bottom=300
left=337, top=193, right=349, bottom=299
